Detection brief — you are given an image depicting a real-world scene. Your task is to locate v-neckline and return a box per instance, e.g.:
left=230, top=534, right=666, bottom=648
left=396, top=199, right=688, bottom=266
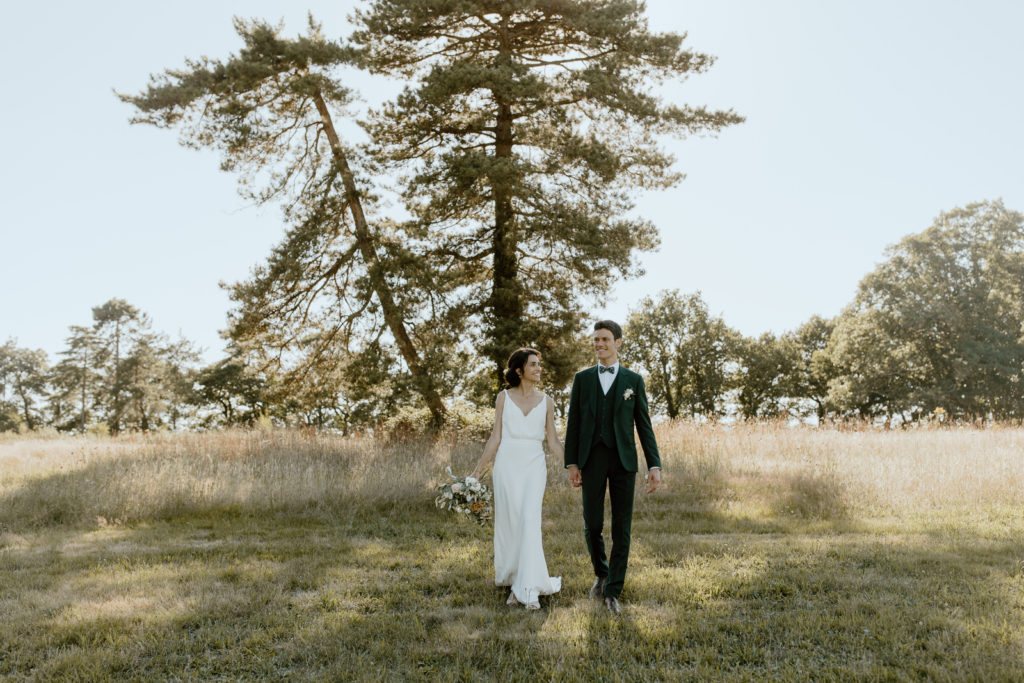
left=506, top=389, right=544, bottom=418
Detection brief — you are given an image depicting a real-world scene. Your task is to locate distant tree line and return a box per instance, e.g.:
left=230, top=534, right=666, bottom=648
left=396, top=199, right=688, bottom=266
left=1, top=300, right=198, bottom=434
left=624, top=201, right=1024, bottom=426
left=0, top=299, right=419, bottom=434
left=5, top=200, right=1022, bottom=433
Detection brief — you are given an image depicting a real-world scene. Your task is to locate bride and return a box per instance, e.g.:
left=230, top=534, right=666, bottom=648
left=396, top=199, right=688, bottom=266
left=471, top=348, right=563, bottom=610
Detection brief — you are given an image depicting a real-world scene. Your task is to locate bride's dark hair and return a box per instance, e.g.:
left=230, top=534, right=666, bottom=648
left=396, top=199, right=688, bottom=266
left=504, top=347, right=541, bottom=388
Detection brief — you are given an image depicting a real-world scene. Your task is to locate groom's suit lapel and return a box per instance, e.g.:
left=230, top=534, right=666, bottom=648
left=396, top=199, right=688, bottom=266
left=612, top=366, right=636, bottom=417
left=586, top=366, right=599, bottom=416
left=575, top=366, right=599, bottom=417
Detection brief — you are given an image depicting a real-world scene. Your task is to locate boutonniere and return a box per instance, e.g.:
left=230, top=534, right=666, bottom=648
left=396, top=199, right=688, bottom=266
left=622, top=388, right=634, bottom=401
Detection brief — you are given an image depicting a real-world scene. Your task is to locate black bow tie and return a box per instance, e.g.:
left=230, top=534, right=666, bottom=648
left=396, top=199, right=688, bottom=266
left=599, top=365, right=615, bottom=374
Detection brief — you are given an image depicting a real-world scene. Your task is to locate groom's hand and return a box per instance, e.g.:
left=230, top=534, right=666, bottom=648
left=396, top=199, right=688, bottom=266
left=567, top=465, right=582, bottom=488
left=645, top=468, right=661, bottom=494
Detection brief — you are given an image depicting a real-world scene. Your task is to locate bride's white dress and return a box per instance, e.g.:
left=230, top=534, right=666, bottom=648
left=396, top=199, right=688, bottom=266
left=492, top=390, right=562, bottom=604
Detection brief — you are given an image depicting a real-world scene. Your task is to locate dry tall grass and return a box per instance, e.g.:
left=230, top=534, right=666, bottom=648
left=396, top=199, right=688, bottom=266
left=658, top=422, right=1024, bottom=516
left=0, top=430, right=462, bottom=527
left=2, top=423, right=1022, bottom=530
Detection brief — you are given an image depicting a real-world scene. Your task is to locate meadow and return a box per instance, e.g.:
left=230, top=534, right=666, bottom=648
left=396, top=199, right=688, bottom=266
left=2, top=424, right=1023, bottom=681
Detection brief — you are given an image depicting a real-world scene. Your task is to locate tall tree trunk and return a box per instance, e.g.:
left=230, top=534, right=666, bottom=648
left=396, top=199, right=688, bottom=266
left=80, top=347, right=88, bottom=433
left=18, top=388, right=35, bottom=430
left=111, top=321, right=122, bottom=434
left=135, top=365, right=147, bottom=431
left=488, top=98, right=522, bottom=384
left=660, top=359, right=678, bottom=419
left=312, top=92, right=447, bottom=429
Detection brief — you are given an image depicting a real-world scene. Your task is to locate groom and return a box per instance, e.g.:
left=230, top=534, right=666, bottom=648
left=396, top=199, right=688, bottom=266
left=565, top=320, right=661, bottom=615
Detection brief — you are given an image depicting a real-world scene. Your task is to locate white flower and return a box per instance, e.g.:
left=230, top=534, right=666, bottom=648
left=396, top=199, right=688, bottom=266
left=623, top=388, right=634, bottom=401
left=436, top=467, right=494, bottom=525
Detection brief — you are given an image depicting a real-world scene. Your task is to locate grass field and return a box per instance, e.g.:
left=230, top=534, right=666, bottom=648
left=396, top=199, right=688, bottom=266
left=2, top=424, right=1024, bottom=680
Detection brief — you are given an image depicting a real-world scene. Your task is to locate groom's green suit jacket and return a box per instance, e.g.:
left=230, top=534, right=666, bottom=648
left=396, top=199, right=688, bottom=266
left=564, top=365, right=661, bottom=472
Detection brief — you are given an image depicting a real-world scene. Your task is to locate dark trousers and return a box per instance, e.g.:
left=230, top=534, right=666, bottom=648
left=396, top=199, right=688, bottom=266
left=581, top=441, right=636, bottom=598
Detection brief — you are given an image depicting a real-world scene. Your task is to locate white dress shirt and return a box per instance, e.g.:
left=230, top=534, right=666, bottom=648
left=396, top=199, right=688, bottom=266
left=597, top=361, right=620, bottom=395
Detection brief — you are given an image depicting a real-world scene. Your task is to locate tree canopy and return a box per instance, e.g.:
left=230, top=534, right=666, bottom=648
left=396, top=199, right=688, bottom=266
left=119, top=17, right=451, bottom=428
left=828, top=200, right=1024, bottom=423
left=623, top=290, right=736, bottom=419
left=353, top=0, right=743, bottom=383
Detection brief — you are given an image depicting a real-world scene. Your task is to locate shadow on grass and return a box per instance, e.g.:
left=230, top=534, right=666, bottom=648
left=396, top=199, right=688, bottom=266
left=610, top=527, right=1024, bottom=679
left=3, top=503, right=1024, bottom=679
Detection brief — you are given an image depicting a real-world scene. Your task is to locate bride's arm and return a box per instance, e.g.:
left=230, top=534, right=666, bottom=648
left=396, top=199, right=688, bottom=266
left=544, top=395, right=565, bottom=461
left=471, top=392, right=505, bottom=479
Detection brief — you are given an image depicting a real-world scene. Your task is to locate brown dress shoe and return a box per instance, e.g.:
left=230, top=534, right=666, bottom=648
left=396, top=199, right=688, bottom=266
left=589, top=577, right=606, bottom=599
left=604, top=595, right=621, bottom=615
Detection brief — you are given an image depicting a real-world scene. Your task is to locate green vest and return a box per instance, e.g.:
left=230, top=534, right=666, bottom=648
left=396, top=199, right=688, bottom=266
left=594, top=373, right=618, bottom=448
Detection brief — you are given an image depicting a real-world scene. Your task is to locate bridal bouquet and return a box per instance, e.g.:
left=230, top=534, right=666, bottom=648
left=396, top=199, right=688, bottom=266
left=436, top=466, right=493, bottom=525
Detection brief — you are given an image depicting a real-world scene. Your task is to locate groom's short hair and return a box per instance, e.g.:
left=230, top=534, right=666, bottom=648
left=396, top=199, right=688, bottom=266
left=594, top=320, right=623, bottom=340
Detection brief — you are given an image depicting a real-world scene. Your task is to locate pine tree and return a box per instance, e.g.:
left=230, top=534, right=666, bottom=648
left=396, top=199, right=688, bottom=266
left=92, top=298, right=144, bottom=434
left=352, top=0, right=743, bottom=381
left=51, top=326, right=103, bottom=432
left=118, top=18, right=450, bottom=428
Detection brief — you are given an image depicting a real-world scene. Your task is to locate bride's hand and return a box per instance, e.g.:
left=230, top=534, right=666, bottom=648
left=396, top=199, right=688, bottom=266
left=567, top=465, right=582, bottom=488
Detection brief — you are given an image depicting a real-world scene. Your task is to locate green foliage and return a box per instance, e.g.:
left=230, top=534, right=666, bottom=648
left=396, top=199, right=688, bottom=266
left=87, top=299, right=200, bottom=432
left=623, top=290, right=737, bottom=418
left=32, top=302, right=201, bottom=433
left=733, top=318, right=840, bottom=423
left=0, top=339, right=49, bottom=431
left=120, top=17, right=452, bottom=428
left=827, top=200, right=1024, bottom=423
left=0, top=401, right=22, bottom=433
left=191, top=353, right=269, bottom=427
left=787, top=315, right=839, bottom=421
left=90, top=299, right=145, bottom=433
left=734, top=332, right=800, bottom=420
left=271, top=338, right=420, bottom=432
left=382, top=400, right=494, bottom=442
left=191, top=339, right=423, bottom=432
left=49, top=325, right=102, bottom=432
left=353, top=0, right=744, bottom=379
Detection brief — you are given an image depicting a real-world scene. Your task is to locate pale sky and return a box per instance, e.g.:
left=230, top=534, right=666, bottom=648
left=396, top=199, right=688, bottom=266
left=2, top=1, right=1022, bottom=362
